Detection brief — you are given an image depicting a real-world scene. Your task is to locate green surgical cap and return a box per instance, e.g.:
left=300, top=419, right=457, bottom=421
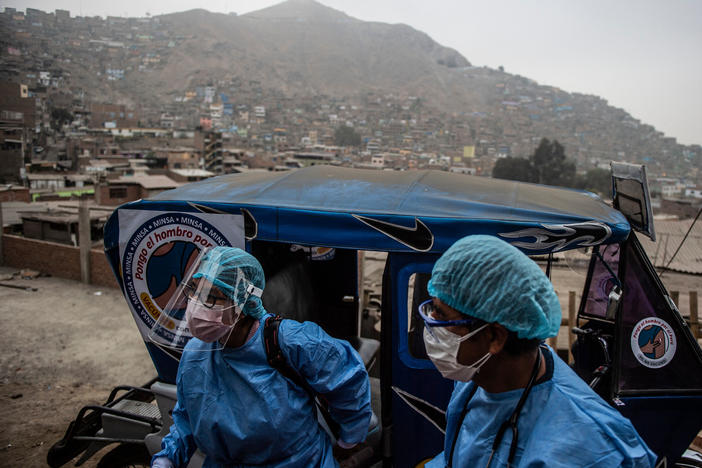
left=193, top=246, right=266, bottom=319
left=427, top=235, right=561, bottom=339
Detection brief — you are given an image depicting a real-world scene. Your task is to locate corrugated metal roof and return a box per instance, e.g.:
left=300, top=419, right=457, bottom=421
left=25, top=174, right=65, bottom=180
left=170, top=169, right=215, bottom=177
left=639, top=217, right=702, bottom=275
left=19, top=210, right=108, bottom=223
left=113, top=175, right=180, bottom=189
left=1, top=201, right=50, bottom=226
left=3, top=201, right=114, bottom=227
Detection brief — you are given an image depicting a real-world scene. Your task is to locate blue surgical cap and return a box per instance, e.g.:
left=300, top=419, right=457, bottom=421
left=192, top=246, right=266, bottom=319
left=427, top=235, right=561, bottom=340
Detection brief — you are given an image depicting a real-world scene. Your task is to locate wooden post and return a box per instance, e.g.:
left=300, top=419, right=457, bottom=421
left=357, top=250, right=364, bottom=337
left=79, top=198, right=91, bottom=284
left=671, top=291, right=679, bottom=307
left=690, top=291, right=699, bottom=339
left=548, top=334, right=557, bottom=351
left=568, top=291, right=577, bottom=364
left=0, top=201, right=3, bottom=265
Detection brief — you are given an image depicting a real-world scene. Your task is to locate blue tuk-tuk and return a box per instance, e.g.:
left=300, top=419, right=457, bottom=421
left=48, top=164, right=702, bottom=467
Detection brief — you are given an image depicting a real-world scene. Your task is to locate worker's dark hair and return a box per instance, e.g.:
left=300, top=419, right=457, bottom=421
left=466, top=318, right=541, bottom=355
left=503, top=330, right=541, bottom=356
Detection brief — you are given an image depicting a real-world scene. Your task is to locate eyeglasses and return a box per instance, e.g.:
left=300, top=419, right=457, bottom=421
left=418, top=299, right=481, bottom=328
left=182, top=282, right=235, bottom=309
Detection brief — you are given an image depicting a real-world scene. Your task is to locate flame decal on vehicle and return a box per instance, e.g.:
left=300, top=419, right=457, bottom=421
left=499, top=221, right=612, bottom=252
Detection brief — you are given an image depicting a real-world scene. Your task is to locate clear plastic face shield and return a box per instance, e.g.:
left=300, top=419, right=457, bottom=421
left=147, top=248, right=263, bottom=352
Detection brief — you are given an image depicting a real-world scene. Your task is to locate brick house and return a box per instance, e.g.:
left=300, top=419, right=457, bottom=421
left=95, top=175, right=180, bottom=206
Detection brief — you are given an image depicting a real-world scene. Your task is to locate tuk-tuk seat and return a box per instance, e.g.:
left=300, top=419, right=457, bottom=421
left=346, top=336, right=380, bottom=371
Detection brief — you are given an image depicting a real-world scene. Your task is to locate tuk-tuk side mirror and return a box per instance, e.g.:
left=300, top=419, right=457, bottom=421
left=592, top=248, right=624, bottom=322
left=605, top=284, right=622, bottom=321
left=611, top=162, right=656, bottom=241
left=579, top=244, right=622, bottom=323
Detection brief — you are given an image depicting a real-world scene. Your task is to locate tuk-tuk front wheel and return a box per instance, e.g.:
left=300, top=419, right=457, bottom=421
left=97, top=443, right=151, bottom=468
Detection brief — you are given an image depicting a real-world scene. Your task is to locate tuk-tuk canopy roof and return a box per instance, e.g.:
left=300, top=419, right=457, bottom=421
left=134, top=166, right=629, bottom=253
left=154, top=166, right=617, bottom=221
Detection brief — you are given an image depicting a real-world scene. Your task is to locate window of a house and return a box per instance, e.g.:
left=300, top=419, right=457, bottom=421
left=109, top=187, right=127, bottom=198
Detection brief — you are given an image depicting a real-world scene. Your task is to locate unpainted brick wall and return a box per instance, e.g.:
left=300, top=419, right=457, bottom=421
left=0, top=189, right=30, bottom=202
left=90, top=248, right=119, bottom=288
left=1, top=235, right=119, bottom=288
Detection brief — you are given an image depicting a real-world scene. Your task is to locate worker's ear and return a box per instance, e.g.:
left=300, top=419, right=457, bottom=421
left=487, top=323, right=509, bottom=354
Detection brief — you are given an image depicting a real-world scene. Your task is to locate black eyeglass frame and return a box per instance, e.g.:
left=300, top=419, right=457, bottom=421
left=181, top=281, right=235, bottom=309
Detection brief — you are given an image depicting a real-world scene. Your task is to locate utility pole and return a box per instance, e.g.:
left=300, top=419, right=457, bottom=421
left=79, top=198, right=91, bottom=284
left=0, top=202, right=4, bottom=265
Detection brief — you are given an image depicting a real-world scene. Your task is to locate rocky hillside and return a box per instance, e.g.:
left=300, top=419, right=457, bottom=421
left=150, top=1, right=470, bottom=101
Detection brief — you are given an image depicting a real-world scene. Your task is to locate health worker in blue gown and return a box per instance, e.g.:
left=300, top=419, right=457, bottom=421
left=149, top=247, right=372, bottom=468
left=421, top=235, right=657, bottom=468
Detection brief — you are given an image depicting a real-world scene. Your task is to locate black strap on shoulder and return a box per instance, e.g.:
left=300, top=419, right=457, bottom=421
left=263, top=316, right=341, bottom=439
left=263, top=316, right=303, bottom=384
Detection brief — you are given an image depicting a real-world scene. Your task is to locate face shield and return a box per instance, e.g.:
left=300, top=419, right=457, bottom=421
left=147, top=247, right=263, bottom=352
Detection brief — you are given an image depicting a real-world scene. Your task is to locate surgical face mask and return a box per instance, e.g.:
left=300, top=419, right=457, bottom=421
left=185, top=301, right=239, bottom=343
left=423, top=323, right=491, bottom=381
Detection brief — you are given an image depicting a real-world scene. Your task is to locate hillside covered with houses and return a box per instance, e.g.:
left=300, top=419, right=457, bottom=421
left=0, top=2, right=700, bottom=274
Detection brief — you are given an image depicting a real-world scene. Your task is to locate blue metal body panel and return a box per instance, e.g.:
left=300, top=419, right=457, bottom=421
left=619, top=395, right=702, bottom=464
left=386, top=253, right=454, bottom=467
left=105, top=168, right=630, bottom=256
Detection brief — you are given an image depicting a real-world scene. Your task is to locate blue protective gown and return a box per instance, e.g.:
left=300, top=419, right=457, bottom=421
left=153, top=314, right=372, bottom=468
left=426, top=348, right=657, bottom=468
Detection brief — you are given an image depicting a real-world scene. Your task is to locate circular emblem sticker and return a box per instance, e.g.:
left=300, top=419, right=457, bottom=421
left=121, top=212, right=231, bottom=345
left=630, top=317, right=677, bottom=368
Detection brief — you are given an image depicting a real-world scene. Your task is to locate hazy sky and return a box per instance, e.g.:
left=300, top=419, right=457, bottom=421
left=5, top=0, right=702, bottom=146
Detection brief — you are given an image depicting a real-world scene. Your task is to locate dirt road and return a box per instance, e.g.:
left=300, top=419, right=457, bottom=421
left=0, top=268, right=154, bottom=467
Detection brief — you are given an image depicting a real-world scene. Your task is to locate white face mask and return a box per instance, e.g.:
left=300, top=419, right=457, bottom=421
left=423, top=323, right=491, bottom=381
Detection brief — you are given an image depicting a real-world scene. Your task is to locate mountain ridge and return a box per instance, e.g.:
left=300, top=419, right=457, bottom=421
left=152, top=3, right=470, bottom=102
left=243, top=0, right=357, bottom=22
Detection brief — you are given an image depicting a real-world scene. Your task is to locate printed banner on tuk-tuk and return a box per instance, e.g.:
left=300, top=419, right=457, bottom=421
left=118, top=209, right=245, bottom=341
